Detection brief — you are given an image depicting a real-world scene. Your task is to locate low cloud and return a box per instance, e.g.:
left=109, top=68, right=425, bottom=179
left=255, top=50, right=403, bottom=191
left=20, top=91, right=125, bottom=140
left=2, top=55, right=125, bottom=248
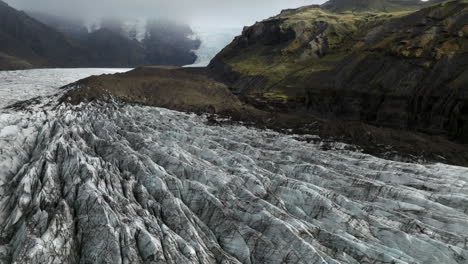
left=5, top=0, right=325, bottom=27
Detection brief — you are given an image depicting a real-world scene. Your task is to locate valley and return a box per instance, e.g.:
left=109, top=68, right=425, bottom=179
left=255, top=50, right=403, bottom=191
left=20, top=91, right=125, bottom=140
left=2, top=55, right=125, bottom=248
left=0, top=0, right=467, bottom=263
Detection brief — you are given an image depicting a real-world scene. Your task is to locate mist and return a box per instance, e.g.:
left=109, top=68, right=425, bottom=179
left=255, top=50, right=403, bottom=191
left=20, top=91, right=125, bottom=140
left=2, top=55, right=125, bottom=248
left=4, top=0, right=325, bottom=28
left=3, top=0, right=326, bottom=67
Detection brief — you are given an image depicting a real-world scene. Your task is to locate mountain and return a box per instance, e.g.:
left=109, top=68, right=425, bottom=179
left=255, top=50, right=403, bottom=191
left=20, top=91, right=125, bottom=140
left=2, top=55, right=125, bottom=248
left=0, top=0, right=88, bottom=70
left=0, top=1, right=200, bottom=70
left=208, top=0, right=468, bottom=143
left=26, top=11, right=90, bottom=40
left=82, top=29, right=147, bottom=67
left=29, top=14, right=201, bottom=67
left=321, top=0, right=439, bottom=12
left=143, top=20, right=199, bottom=66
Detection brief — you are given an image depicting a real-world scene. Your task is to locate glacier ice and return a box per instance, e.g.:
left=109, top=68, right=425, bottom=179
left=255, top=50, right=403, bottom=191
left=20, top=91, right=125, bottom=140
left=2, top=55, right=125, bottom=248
left=0, top=68, right=130, bottom=109
left=185, top=27, right=242, bottom=67
left=0, top=69, right=467, bottom=263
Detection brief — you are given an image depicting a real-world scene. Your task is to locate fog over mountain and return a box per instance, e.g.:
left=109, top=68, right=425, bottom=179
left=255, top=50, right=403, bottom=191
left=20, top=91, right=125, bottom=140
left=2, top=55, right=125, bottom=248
left=5, top=0, right=323, bottom=27
left=4, top=0, right=326, bottom=67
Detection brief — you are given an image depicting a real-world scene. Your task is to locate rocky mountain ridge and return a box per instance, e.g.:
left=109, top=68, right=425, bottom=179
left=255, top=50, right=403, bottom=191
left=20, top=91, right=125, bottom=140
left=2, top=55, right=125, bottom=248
left=208, top=0, right=468, bottom=143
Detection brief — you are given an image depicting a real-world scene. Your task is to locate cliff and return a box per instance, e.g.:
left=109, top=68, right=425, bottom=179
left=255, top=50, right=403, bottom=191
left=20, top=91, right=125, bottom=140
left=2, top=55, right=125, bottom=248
left=208, top=0, right=468, bottom=143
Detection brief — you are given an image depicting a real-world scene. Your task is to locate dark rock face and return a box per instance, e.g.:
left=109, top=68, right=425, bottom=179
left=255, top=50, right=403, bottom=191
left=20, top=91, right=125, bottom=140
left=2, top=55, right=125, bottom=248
left=319, top=53, right=468, bottom=141
left=82, top=29, right=147, bottom=67
left=305, top=2, right=468, bottom=142
left=209, top=0, right=468, bottom=143
left=142, top=21, right=200, bottom=66
left=237, top=19, right=296, bottom=47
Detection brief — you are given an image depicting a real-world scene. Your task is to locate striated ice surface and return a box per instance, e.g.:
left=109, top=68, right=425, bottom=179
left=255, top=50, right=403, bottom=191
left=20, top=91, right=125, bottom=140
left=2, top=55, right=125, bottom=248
left=0, top=69, right=467, bottom=263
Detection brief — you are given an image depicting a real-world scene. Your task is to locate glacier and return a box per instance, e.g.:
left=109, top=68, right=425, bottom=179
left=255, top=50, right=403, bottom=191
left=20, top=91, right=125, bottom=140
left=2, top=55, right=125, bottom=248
left=186, top=27, right=242, bottom=67
left=0, top=69, right=129, bottom=109
left=0, top=69, right=467, bottom=263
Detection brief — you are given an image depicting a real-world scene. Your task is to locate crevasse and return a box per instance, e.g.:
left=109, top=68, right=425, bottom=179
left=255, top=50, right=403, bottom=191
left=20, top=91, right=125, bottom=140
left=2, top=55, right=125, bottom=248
left=0, top=69, right=467, bottom=263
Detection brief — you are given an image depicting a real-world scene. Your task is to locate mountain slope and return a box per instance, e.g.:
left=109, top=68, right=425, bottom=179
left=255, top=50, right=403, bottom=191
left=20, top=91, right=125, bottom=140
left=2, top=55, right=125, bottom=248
left=208, top=0, right=468, bottom=143
left=29, top=14, right=201, bottom=67
left=0, top=1, right=200, bottom=69
left=0, top=0, right=87, bottom=69
left=321, top=0, right=439, bottom=12
left=0, top=52, right=33, bottom=70
left=83, top=29, right=147, bottom=67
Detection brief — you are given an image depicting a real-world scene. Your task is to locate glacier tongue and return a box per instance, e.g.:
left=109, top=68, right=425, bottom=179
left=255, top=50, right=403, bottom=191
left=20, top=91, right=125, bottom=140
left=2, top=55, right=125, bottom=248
left=0, top=97, right=467, bottom=264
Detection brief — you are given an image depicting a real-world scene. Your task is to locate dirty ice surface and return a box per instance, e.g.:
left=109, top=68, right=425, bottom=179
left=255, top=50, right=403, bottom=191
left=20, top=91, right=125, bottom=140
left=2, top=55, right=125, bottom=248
left=0, top=69, right=467, bottom=263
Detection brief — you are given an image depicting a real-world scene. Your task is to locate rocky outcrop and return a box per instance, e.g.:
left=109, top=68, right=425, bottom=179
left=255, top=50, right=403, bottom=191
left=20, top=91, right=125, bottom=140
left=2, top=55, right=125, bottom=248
left=208, top=0, right=468, bottom=143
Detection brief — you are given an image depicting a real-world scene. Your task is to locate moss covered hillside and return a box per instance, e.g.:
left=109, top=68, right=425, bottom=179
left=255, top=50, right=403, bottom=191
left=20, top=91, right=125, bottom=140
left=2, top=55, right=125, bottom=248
left=322, top=0, right=446, bottom=13
left=209, top=0, right=468, bottom=142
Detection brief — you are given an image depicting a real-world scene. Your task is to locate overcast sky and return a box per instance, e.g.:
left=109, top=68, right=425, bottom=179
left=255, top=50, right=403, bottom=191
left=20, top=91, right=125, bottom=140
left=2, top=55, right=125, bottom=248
left=5, top=0, right=326, bottom=27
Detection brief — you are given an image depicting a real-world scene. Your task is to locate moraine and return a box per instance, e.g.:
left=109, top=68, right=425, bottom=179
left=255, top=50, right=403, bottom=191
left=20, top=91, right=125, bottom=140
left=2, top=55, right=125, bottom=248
left=0, top=69, right=467, bottom=264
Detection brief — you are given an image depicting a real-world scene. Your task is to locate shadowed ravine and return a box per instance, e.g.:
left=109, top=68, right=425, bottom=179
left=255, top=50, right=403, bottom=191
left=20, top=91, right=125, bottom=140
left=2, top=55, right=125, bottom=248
left=0, top=69, right=467, bottom=263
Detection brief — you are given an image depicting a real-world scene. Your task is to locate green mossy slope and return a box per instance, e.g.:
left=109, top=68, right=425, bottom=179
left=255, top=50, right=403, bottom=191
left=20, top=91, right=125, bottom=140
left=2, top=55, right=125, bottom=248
left=209, top=0, right=468, bottom=142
